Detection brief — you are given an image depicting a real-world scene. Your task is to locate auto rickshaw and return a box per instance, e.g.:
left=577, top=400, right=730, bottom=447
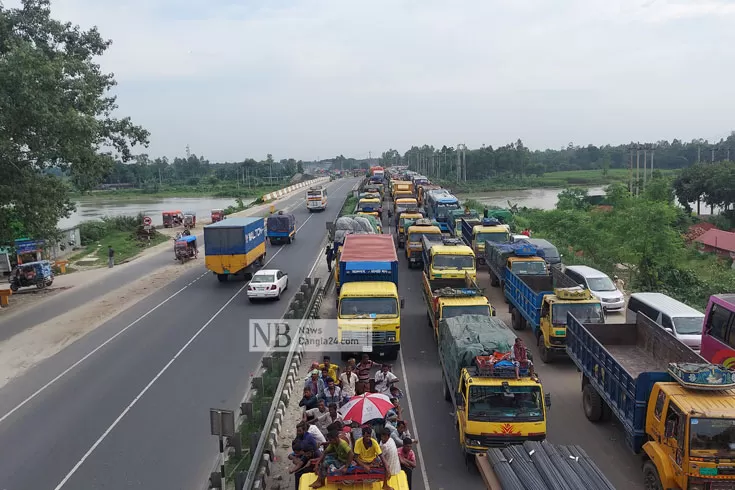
left=211, top=209, right=224, bottom=223
left=162, top=210, right=183, bottom=228
left=174, top=235, right=198, bottom=263
left=8, top=260, right=54, bottom=291
left=183, top=211, right=197, bottom=228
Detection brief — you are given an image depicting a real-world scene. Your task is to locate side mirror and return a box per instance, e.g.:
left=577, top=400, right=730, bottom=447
left=579, top=284, right=585, bottom=289
left=400, top=298, right=405, bottom=308
left=665, top=327, right=674, bottom=333
left=544, top=393, right=552, bottom=409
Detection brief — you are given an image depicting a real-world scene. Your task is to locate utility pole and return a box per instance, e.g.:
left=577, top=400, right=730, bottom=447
left=650, top=147, right=655, bottom=178
left=643, top=147, right=648, bottom=188
left=456, top=146, right=461, bottom=183
left=697, top=146, right=701, bottom=163
left=711, top=148, right=715, bottom=163
left=628, top=147, right=633, bottom=193
left=636, top=146, right=641, bottom=196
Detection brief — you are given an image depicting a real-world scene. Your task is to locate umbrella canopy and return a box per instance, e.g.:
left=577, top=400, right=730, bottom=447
left=338, top=393, right=393, bottom=424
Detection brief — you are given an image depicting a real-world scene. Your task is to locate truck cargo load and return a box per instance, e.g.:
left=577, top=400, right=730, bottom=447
left=424, top=272, right=493, bottom=336
left=338, top=234, right=398, bottom=289
left=329, top=215, right=379, bottom=246
left=485, top=241, right=547, bottom=288
left=204, top=217, right=266, bottom=282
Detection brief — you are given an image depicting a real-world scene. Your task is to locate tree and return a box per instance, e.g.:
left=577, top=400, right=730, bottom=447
left=0, top=0, right=149, bottom=244
left=556, top=188, right=589, bottom=211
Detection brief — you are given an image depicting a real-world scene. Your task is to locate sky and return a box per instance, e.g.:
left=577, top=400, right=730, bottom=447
left=6, top=0, right=735, bottom=161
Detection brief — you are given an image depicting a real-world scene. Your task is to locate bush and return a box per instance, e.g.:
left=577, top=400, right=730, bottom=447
left=79, top=213, right=144, bottom=243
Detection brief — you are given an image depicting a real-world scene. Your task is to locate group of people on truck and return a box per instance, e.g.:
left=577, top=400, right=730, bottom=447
left=291, top=354, right=418, bottom=489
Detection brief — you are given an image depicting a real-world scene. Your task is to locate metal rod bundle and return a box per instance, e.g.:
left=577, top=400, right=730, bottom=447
left=523, top=441, right=568, bottom=490
left=540, top=441, right=588, bottom=490
left=487, top=448, right=526, bottom=490
left=502, top=445, right=546, bottom=490
left=566, top=445, right=617, bottom=490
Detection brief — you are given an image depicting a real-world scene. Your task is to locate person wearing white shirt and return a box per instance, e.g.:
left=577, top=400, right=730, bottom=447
left=339, top=365, right=358, bottom=404
left=378, top=428, right=401, bottom=477
left=374, top=365, right=399, bottom=395
left=307, top=419, right=326, bottom=445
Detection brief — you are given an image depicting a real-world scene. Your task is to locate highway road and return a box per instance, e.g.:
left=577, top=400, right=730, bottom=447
left=316, top=207, right=644, bottom=490
left=0, top=178, right=360, bottom=490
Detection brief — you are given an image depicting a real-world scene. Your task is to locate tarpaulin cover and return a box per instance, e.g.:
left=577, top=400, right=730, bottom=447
left=438, top=314, right=517, bottom=392
left=333, top=215, right=379, bottom=244
left=485, top=241, right=538, bottom=269
left=266, top=214, right=295, bottom=233
left=340, top=235, right=397, bottom=263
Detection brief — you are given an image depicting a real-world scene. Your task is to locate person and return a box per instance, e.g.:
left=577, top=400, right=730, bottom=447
left=356, top=354, right=381, bottom=395
left=382, top=419, right=404, bottom=448
left=321, top=379, right=342, bottom=406
left=322, top=403, right=344, bottom=433
left=299, top=387, right=319, bottom=410
left=319, top=356, right=340, bottom=386
left=339, top=364, right=358, bottom=405
left=293, top=422, right=320, bottom=489
left=398, top=438, right=417, bottom=489
left=310, top=430, right=354, bottom=488
left=378, top=428, right=400, bottom=489
left=304, top=399, right=328, bottom=425
left=521, top=228, right=531, bottom=237
left=374, top=365, right=399, bottom=395
left=386, top=398, right=402, bottom=421
left=614, top=275, right=625, bottom=292
left=304, top=369, right=326, bottom=399
left=183, top=226, right=191, bottom=236
left=389, top=385, right=403, bottom=400
left=512, top=338, right=534, bottom=378
left=108, top=246, right=115, bottom=268
left=325, top=245, right=334, bottom=272
left=305, top=415, right=327, bottom=445
left=395, top=421, right=417, bottom=445
left=305, top=362, right=321, bottom=380
left=354, top=427, right=393, bottom=490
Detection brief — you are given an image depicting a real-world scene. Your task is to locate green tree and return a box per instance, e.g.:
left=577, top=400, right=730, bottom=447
left=556, top=188, right=589, bottom=211
left=0, top=0, right=149, bottom=244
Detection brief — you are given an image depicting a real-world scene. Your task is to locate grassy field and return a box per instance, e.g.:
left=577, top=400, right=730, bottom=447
left=439, top=168, right=678, bottom=193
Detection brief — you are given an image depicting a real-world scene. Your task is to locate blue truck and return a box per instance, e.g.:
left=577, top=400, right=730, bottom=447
left=565, top=312, right=735, bottom=489
left=505, top=267, right=604, bottom=363
left=204, top=217, right=266, bottom=282
left=425, top=189, right=460, bottom=233
left=266, top=212, right=296, bottom=245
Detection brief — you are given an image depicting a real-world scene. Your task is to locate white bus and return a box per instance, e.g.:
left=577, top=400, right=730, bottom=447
left=306, top=186, right=328, bottom=212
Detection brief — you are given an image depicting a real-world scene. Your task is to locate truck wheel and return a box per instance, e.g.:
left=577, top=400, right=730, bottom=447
left=217, top=274, right=228, bottom=283
left=269, top=237, right=275, bottom=245
left=443, top=374, right=451, bottom=402
left=511, top=309, right=525, bottom=331
left=539, top=343, right=553, bottom=364
left=642, top=461, right=663, bottom=490
left=490, top=272, right=499, bottom=287
left=583, top=383, right=603, bottom=422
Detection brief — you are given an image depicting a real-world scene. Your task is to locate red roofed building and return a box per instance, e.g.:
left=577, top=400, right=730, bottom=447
left=685, top=222, right=718, bottom=243
left=694, top=229, right=735, bottom=257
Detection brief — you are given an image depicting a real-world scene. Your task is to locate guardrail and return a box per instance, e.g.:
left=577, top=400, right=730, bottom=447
left=261, top=177, right=330, bottom=203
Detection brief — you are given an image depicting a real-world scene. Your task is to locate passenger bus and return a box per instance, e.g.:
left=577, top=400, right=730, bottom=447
left=700, top=294, right=735, bottom=368
left=305, top=185, right=327, bottom=212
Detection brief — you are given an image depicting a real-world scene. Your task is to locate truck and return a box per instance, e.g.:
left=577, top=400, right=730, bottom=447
left=405, top=219, right=443, bottom=268
left=203, top=217, right=266, bottom=282
left=356, top=197, right=382, bottom=219
left=485, top=241, right=548, bottom=289
left=505, top=268, right=604, bottom=363
left=265, top=212, right=296, bottom=244
left=425, top=189, right=461, bottom=233
left=396, top=211, right=425, bottom=248
left=337, top=234, right=403, bottom=360
left=423, top=271, right=494, bottom=338
left=566, top=312, right=735, bottom=490
left=422, top=236, right=477, bottom=284
left=460, top=218, right=510, bottom=263
left=447, top=208, right=480, bottom=237
left=438, top=314, right=551, bottom=455
left=417, top=184, right=441, bottom=207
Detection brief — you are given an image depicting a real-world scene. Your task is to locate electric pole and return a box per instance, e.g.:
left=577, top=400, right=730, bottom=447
left=643, top=147, right=648, bottom=188
left=628, top=146, right=633, bottom=193
left=186, top=144, right=191, bottom=159
left=636, top=146, right=641, bottom=196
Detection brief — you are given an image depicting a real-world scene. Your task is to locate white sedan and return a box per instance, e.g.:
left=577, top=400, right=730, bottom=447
left=247, top=269, right=288, bottom=301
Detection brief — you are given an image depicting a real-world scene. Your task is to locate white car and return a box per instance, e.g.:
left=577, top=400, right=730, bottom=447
left=247, top=269, right=288, bottom=301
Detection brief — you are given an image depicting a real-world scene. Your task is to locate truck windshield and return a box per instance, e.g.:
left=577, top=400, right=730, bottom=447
left=477, top=232, right=509, bottom=243
left=690, top=418, right=735, bottom=458
left=436, top=203, right=460, bottom=216
left=339, top=297, right=398, bottom=318
left=408, top=232, right=441, bottom=244
left=396, top=205, right=414, bottom=215
left=433, top=255, right=474, bottom=270
left=468, top=385, right=544, bottom=422
left=552, top=303, right=604, bottom=325
left=509, top=261, right=546, bottom=275
left=443, top=305, right=490, bottom=318
left=358, top=203, right=379, bottom=212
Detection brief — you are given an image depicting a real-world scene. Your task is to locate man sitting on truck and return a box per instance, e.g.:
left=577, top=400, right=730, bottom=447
left=512, top=338, right=535, bottom=378
left=354, top=426, right=393, bottom=490
left=309, top=430, right=355, bottom=488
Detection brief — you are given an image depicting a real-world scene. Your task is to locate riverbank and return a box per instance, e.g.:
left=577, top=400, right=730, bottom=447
left=69, top=184, right=283, bottom=200
left=438, top=168, right=677, bottom=194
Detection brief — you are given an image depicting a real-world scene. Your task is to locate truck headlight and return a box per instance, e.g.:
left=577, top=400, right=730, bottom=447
left=465, top=437, right=482, bottom=447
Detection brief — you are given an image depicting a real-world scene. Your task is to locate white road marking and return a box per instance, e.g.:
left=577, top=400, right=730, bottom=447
left=399, top=348, right=432, bottom=490
left=52, top=213, right=316, bottom=489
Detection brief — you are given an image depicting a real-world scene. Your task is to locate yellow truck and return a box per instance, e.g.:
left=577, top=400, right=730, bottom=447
left=421, top=236, right=477, bottom=284
left=438, top=314, right=551, bottom=455
left=405, top=219, right=442, bottom=268
left=356, top=197, right=382, bottom=219
left=390, top=180, right=412, bottom=199
left=567, top=312, right=735, bottom=490
left=423, top=271, right=495, bottom=338
left=459, top=218, right=510, bottom=263
left=396, top=211, right=425, bottom=248
left=485, top=241, right=547, bottom=289
left=203, top=217, right=266, bottom=282
left=394, top=197, right=418, bottom=216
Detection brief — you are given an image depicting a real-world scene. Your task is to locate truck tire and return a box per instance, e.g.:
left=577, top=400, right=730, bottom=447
left=583, top=383, right=603, bottom=422
left=490, top=271, right=499, bottom=287
left=443, top=374, right=451, bottom=402
left=539, top=343, right=553, bottom=364
left=217, top=274, right=228, bottom=283
left=269, top=237, right=275, bottom=245
left=642, top=461, right=663, bottom=490
left=511, top=309, right=526, bottom=331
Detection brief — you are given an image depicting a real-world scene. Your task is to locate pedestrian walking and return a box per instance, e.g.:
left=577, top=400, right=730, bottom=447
left=325, top=245, right=334, bottom=272
left=108, top=246, right=115, bottom=268
left=614, top=275, right=625, bottom=293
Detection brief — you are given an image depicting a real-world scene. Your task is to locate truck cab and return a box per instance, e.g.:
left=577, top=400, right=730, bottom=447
left=422, top=237, right=477, bottom=283
left=396, top=212, right=424, bottom=248
left=394, top=197, right=418, bottom=216
left=405, top=219, right=442, bottom=268
left=424, top=272, right=495, bottom=338
left=460, top=218, right=510, bottom=262
left=447, top=208, right=480, bottom=237
left=357, top=197, right=382, bottom=219
left=486, top=241, right=547, bottom=289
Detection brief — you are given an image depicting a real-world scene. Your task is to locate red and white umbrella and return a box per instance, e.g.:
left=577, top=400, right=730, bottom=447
left=339, top=393, right=393, bottom=424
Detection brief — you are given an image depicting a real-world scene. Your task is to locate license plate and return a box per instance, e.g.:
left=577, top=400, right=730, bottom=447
left=362, top=346, right=373, bottom=352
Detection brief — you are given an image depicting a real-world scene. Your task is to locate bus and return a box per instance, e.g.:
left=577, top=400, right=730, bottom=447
left=700, top=294, right=735, bottom=368
left=306, top=185, right=327, bottom=212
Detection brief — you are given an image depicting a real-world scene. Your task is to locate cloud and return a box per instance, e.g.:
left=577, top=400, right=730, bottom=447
left=4, top=0, right=735, bottom=160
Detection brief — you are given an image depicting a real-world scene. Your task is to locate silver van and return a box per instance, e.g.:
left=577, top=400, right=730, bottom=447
left=564, top=265, right=625, bottom=311
left=626, top=292, right=704, bottom=351
left=516, top=238, right=562, bottom=265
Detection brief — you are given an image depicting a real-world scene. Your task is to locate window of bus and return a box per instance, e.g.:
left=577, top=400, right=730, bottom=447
left=706, top=303, right=733, bottom=345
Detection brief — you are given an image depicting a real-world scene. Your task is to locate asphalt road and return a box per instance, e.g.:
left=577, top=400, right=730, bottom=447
left=0, top=183, right=325, bottom=342
left=319, top=209, right=643, bottom=490
left=0, top=178, right=359, bottom=490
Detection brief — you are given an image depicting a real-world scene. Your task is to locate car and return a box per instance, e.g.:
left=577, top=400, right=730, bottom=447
left=564, top=265, right=625, bottom=311
left=247, top=269, right=288, bottom=301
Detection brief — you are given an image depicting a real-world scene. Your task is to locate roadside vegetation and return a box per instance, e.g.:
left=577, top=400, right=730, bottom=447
left=70, top=182, right=283, bottom=200
left=71, top=214, right=169, bottom=265
left=466, top=174, right=735, bottom=310
left=340, top=195, right=358, bottom=216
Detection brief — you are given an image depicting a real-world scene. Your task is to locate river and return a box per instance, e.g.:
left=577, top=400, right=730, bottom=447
left=58, top=196, right=241, bottom=228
